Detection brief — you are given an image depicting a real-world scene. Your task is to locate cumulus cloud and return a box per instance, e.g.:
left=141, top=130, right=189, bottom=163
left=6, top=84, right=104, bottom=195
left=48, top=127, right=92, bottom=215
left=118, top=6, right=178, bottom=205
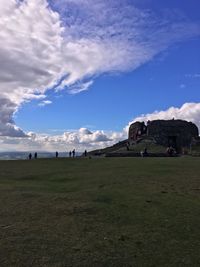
left=0, top=98, right=26, bottom=137
left=0, top=127, right=125, bottom=152
left=128, top=103, right=200, bottom=131
left=0, top=0, right=199, bottom=137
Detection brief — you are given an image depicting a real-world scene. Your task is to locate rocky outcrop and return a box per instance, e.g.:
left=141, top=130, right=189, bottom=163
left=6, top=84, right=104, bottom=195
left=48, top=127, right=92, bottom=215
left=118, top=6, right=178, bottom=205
left=129, top=119, right=199, bottom=152
left=128, top=121, right=147, bottom=141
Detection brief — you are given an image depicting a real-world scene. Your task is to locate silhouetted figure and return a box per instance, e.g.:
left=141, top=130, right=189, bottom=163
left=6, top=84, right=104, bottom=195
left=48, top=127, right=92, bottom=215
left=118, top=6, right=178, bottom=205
left=69, top=151, right=72, bottom=157
left=126, top=142, right=130, bottom=151
left=56, top=151, right=58, bottom=158
left=143, top=147, right=148, bottom=157
left=84, top=150, right=87, bottom=157
left=72, top=149, right=75, bottom=158
left=34, top=152, right=37, bottom=159
left=28, top=153, right=32, bottom=160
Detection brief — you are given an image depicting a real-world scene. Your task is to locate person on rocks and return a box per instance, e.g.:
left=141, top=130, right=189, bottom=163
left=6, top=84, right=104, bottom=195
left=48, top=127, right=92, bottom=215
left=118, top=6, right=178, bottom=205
left=143, top=147, right=148, bottom=157
left=126, top=142, right=130, bottom=151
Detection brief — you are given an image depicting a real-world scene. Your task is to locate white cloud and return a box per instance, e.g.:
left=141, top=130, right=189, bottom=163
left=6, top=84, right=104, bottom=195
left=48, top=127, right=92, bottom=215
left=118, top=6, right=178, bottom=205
left=68, top=81, right=94, bottom=94
left=0, top=0, right=199, bottom=137
left=0, top=98, right=26, bottom=137
left=62, top=128, right=112, bottom=145
left=0, top=127, right=125, bottom=152
left=38, top=100, right=52, bottom=107
left=128, top=103, right=200, bottom=131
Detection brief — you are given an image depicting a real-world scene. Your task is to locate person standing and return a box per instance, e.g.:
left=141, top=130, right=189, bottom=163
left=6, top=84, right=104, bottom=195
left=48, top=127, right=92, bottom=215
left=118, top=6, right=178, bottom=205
left=56, top=151, right=58, bottom=158
left=72, top=149, right=75, bottom=158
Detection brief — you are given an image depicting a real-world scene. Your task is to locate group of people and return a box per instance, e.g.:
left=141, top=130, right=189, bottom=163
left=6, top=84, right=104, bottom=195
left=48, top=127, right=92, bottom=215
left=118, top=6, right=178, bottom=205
left=28, top=150, right=78, bottom=159
left=56, top=150, right=76, bottom=158
left=68, top=149, right=76, bottom=158
left=28, top=152, right=37, bottom=160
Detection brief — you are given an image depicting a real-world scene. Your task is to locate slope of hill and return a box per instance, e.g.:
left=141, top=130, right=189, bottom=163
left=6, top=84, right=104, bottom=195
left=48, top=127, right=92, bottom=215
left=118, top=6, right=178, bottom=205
left=88, top=136, right=200, bottom=157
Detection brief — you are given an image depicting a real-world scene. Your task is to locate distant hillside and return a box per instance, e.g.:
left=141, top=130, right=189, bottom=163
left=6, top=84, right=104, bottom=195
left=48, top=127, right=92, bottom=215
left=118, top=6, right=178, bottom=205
left=88, top=137, right=166, bottom=156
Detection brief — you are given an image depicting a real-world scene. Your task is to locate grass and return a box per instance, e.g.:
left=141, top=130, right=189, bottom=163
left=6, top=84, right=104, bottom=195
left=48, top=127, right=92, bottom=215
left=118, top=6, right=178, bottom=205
left=0, top=157, right=200, bottom=267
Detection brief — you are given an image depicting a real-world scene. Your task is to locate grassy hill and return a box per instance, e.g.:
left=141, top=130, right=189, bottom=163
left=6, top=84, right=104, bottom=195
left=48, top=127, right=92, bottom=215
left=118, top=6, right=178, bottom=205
left=88, top=137, right=200, bottom=156
left=0, top=157, right=200, bottom=266
left=88, top=138, right=167, bottom=156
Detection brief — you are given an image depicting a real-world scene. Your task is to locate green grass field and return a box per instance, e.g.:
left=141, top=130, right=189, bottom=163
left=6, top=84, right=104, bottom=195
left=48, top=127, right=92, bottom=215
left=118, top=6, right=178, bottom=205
left=0, top=157, right=200, bottom=267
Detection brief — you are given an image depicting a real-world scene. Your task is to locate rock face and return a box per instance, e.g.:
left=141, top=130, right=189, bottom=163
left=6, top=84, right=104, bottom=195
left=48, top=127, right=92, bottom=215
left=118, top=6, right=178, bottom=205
left=129, top=119, right=199, bottom=152
left=128, top=121, right=147, bottom=140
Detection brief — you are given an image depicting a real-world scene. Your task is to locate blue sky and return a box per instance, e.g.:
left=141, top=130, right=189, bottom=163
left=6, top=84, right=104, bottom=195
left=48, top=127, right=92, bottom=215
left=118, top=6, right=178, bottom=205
left=0, top=0, right=200, bottom=151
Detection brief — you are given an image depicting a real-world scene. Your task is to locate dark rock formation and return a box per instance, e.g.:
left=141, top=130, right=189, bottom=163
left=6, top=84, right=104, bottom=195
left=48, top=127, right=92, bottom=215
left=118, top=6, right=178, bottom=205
left=129, top=119, right=199, bottom=152
left=128, top=121, right=147, bottom=141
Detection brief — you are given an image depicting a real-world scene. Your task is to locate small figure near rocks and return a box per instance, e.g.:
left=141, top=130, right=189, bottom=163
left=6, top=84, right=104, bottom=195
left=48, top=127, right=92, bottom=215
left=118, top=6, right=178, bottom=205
left=69, top=151, right=72, bottom=157
left=34, top=152, right=37, bottom=159
left=143, top=147, right=148, bottom=157
left=141, top=148, right=148, bottom=157
left=28, top=153, right=32, bottom=160
left=166, top=146, right=174, bottom=156
left=56, top=151, right=59, bottom=158
left=84, top=150, right=87, bottom=157
left=126, top=142, right=130, bottom=151
left=72, top=149, right=75, bottom=158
